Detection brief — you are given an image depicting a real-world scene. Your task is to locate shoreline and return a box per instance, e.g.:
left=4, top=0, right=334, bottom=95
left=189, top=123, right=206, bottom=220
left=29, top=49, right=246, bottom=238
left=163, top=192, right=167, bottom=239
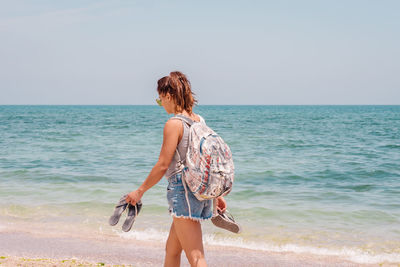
left=1, top=217, right=399, bottom=266
left=0, top=229, right=389, bottom=267
left=2, top=208, right=400, bottom=266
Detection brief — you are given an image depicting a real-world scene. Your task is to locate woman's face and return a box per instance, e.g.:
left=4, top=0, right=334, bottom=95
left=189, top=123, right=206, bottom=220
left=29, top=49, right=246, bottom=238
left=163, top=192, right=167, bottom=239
left=159, top=93, right=176, bottom=114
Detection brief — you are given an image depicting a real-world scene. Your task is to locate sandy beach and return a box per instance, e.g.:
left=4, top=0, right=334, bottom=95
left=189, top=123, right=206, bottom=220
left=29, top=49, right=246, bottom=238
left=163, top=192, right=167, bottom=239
left=0, top=225, right=390, bottom=267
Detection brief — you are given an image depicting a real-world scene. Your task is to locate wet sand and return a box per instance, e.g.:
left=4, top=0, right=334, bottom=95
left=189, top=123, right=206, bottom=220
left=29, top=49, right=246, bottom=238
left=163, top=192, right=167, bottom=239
left=0, top=229, right=386, bottom=267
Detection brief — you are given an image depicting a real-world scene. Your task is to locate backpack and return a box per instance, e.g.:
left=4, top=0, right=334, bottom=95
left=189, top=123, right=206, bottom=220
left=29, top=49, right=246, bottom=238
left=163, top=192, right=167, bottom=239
left=173, top=114, right=234, bottom=201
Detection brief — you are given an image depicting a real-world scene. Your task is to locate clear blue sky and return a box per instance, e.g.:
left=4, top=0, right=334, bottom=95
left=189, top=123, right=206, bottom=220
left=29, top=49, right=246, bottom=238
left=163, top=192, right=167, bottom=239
left=1, top=0, right=399, bottom=105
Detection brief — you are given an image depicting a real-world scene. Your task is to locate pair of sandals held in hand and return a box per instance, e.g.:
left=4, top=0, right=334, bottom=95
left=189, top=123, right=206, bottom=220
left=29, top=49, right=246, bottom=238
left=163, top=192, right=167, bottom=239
left=108, top=194, right=142, bottom=232
left=109, top=194, right=241, bottom=234
left=211, top=209, right=242, bottom=234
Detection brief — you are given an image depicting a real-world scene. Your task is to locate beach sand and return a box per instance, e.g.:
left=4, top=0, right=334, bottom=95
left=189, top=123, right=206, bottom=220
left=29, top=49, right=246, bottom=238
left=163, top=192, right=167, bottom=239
left=0, top=227, right=390, bottom=267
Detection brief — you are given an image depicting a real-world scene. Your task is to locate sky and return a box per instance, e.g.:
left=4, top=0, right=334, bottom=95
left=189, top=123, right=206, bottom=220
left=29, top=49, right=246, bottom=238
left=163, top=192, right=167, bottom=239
left=0, top=0, right=399, bottom=105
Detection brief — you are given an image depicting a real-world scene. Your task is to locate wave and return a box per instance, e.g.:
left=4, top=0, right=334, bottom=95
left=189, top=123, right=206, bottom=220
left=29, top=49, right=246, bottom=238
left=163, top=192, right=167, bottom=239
left=113, top=228, right=400, bottom=264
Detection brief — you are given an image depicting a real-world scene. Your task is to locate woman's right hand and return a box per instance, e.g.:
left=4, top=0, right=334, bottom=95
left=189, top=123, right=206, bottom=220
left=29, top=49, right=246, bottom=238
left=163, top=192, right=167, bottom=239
left=126, top=189, right=144, bottom=206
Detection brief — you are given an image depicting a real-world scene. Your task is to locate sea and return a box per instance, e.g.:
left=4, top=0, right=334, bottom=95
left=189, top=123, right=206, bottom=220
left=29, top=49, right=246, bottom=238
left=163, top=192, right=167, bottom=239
left=0, top=105, right=399, bottom=265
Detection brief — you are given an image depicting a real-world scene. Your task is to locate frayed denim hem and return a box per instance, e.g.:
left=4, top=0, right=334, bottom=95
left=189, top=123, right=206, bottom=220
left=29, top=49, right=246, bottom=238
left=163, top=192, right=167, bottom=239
left=169, top=212, right=212, bottom=222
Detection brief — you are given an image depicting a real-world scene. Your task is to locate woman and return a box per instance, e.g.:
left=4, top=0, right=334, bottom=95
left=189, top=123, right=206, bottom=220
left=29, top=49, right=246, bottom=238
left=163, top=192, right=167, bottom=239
left=126, top=71, right=226, bottom=267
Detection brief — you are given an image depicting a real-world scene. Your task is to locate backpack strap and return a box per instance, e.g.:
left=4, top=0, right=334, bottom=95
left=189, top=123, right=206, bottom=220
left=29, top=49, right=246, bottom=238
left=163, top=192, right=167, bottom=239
left=198, top=115, right=206, bottom=123
left=174, top=114, right=194, bottom=126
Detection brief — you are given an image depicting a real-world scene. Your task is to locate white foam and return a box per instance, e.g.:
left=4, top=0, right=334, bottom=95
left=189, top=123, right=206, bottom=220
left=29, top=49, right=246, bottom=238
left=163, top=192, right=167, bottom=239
left=113, top=228, right=169, bottom=243
left=204, top=235, right=400, bottom=264
left=112, top=228, right=400, bottom=264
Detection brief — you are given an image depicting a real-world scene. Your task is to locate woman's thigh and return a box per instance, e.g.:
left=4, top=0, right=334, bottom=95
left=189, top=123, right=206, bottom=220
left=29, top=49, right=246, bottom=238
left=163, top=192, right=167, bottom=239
left=166, top=222, right=182, bottom=255
left=172, top=217, right=204, bottom=257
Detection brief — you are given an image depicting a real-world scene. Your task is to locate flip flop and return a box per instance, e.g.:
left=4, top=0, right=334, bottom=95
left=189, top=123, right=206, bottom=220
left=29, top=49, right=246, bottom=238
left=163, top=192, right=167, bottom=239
left=122, top=201, right=142, bottom=232
left=109, top=194, right=129, bottom=226
left=211, top=210, right=241, bottom=234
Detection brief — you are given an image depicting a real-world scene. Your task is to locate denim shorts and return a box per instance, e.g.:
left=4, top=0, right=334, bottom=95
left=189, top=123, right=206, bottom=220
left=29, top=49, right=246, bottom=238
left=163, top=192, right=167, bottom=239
left=167, top=172, right=214, bottom=221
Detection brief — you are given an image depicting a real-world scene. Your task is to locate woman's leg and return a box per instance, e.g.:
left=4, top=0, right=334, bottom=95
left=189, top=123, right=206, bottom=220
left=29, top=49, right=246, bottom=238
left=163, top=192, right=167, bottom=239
left=172, top=217, right=207, bottom=267
left=164, top=222, right=183, bottom=267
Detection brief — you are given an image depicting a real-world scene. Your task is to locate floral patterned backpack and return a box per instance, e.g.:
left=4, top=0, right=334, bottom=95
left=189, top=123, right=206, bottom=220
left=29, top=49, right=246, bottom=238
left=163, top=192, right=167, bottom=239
left=173, top=114, right=234, bottom=201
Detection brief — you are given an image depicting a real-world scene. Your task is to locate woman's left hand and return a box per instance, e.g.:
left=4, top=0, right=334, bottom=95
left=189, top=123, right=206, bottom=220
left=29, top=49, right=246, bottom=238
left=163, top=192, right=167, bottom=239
left=126, top=189, right=144, bottom=206
left=216, top=196, right=227, bottom=213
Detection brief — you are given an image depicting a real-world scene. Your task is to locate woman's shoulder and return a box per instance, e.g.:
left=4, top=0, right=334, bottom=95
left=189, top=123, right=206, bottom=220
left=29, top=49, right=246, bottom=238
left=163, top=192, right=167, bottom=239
left=163, top=119, right=183, bottom=138
left=165, top=117, right=183, bottom=127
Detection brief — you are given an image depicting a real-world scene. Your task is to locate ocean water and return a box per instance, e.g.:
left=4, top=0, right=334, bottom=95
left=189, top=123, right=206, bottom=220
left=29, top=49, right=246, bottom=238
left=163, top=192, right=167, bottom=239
left=1, top=105, right=399, bottom=264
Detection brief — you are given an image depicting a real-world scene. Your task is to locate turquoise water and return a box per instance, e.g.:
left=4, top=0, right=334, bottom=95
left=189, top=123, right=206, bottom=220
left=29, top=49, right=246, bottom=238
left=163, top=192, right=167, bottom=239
left=1, top=105, right=400, bottom=264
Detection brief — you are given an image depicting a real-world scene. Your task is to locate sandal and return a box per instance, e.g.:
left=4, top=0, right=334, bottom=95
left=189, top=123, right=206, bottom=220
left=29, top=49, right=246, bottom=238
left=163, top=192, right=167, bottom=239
left=211, top=210, right=241, bottom=234
left=109, top=194, right=129, bottom=226
left=122, top=201, right=142, bottom=232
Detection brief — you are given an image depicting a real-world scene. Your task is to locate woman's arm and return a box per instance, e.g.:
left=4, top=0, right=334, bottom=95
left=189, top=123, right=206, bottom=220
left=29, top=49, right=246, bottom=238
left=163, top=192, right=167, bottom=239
left=126, top=119, right=183, bottom=205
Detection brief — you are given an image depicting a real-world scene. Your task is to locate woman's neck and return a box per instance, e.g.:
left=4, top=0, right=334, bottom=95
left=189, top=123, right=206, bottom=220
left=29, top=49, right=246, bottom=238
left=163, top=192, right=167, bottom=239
left=174, top=110, right=191, bottom=116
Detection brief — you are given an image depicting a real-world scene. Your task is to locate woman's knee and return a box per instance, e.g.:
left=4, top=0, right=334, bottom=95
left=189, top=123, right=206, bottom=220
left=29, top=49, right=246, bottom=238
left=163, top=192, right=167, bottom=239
left=187, top=249, right=204, bottom=261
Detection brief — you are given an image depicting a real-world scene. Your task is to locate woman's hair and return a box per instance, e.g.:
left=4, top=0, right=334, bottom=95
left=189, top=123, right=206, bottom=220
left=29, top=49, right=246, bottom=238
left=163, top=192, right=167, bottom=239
left=157, top=71, right=197, bottom=114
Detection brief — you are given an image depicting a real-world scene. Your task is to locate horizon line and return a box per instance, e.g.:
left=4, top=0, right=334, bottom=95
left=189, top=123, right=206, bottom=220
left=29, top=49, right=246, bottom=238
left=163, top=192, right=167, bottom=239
left=1, top=104, right=399, bottom=106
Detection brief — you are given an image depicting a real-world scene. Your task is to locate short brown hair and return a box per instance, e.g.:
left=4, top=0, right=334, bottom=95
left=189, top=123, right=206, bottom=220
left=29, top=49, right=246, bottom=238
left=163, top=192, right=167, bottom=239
left=157, top=71, right=197, bottom=114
